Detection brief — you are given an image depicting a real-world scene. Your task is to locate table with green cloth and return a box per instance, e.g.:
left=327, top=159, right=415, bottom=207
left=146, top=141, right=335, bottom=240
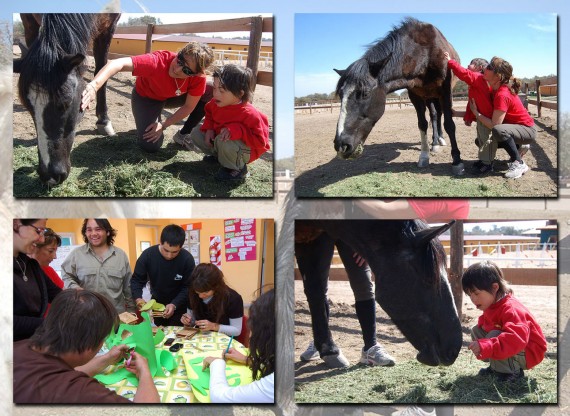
left=97, top=326, right=251, bottom=403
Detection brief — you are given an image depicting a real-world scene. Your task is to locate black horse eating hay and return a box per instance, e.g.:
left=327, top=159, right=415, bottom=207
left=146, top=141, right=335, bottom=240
left=14, top=13, right=120, bottom=186
left=334, top=18, right=465, bottom=175
left=295, top=219, right=463, bottom=367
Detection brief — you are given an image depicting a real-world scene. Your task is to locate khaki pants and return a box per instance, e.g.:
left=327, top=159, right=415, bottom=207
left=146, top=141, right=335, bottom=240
left=471, top=325, right=527, bottom=374
left=190, top=121, right=251, bottom=170
left=476, top=121, right=496, bottom=165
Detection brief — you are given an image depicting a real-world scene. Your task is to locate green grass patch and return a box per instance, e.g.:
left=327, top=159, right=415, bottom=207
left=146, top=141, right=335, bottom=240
left=295, top=351, right=557, bottom=404
left=297, top=170, right=533, bottom=197
left=13, top=134, right=273, bottom=198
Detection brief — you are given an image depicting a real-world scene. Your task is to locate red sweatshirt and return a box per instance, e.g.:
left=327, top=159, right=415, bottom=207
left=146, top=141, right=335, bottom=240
left=201, top=99, right=270, bottom=163
left=476, top=294, right=547, bottom=369
left=447, top=59, right=493, bottom=124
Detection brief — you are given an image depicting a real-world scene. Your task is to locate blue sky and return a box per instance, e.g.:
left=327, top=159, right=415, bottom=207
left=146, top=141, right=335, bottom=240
left=4, top=0, right=569, bottom=159
left=296, top=14, right=557, bottom=97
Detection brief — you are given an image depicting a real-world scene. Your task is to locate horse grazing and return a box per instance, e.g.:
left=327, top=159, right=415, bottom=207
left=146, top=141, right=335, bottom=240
left=14, top=13, right=120, bottom=185
left=334, top=17, right=465, bottom=175
left=295, top=219, right=462, bottom=367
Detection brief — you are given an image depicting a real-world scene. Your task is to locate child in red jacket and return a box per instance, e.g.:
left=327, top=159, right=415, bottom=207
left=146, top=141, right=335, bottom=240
left=189, top=64, right=270, bottom=181
left=462, top=261, right=547, bottom=382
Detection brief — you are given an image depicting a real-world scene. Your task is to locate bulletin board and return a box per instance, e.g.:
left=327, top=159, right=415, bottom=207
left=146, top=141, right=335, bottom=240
left=223, top=219, right=257, bottom=262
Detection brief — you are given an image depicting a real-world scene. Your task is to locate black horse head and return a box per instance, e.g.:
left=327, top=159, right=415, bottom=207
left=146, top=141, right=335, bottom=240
left=14, top=13, right=119, bottom=186
left=309, top=220, right=462, bottom=366
left=16, top=52, right=86, bottom=185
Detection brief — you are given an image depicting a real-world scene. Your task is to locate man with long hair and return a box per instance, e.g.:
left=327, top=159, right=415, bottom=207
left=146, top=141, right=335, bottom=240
left=61, top=219, right=135, bottom=313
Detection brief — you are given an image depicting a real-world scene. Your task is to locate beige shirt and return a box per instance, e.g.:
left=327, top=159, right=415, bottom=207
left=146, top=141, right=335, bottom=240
left=61, top=244, right=135, bottom=313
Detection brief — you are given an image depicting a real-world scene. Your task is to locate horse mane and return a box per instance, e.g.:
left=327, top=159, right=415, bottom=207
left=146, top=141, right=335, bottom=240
left=405, top=219, right=448, bottom=290
left=19, top=14, right=96, bottom=97
left=335, top=17, right=431, bottom=96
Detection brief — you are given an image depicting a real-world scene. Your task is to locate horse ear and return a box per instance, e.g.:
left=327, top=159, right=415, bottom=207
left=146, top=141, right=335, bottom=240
left=368, top=53, right=392, bottom=78
left=413, top=220, right=456, bottom=247
left=61, top=53, right=86, bottom=74
left=334, top=68, right=346, bottom=77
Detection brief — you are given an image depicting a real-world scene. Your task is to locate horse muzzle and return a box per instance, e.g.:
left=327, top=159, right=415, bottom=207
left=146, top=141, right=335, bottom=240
left=334, top=137, right=365, bottom=160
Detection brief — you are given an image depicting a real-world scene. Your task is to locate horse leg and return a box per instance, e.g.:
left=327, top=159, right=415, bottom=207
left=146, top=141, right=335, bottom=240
left=295, top=232, right=344, bottom=365
left=442, top=76, right=464, bottom=175
left=92, top=14, right=120, bottom=136
left=409, top=92, right=430, bottom=167
left=426, top=99, right=447, bottom=152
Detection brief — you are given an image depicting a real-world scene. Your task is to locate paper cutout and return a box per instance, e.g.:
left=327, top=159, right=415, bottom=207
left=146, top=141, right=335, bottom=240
left=95, top=312, right=176, bottom=387
left=182, top=351, right=253, bottom=403
left=118, top=312, right=138, bottom=324
left=141, top=299, right=165, bottom=312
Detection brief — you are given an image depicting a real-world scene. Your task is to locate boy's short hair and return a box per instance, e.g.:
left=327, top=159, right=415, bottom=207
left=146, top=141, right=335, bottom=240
left=160, top=224, right=186, bottom=247
left=29, top=289, right=118, bottom=355
left=470, top=58, right=489, bottom=73
left=213, top=64, right=254, bottom=103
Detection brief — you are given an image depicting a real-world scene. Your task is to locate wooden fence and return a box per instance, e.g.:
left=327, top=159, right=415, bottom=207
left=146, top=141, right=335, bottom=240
left=112, top=16, right=273, bottom=88
left=525, top=79, right=557, bottom=117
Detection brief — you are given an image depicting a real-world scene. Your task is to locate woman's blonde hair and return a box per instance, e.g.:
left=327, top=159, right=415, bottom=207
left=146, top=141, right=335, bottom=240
left=179, top=42, right=214, bottom=74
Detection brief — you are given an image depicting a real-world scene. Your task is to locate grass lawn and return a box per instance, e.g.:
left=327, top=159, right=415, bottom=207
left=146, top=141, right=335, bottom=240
left=295, top=350, right=557, bottom=404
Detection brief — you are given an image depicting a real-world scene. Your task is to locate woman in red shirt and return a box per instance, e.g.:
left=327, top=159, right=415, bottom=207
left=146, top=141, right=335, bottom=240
left=80, top=42, right=214, bottom=152
left=468, top=57, right=537, bottom=179
left=462, top=261, right=547, bottom=382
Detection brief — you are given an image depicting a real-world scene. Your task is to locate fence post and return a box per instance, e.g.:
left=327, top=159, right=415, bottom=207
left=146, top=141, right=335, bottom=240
left=145, top=24, right=154, bottom=53
left=536, top=79, right=542, bottom=117
left=450, top=221, right=464, bottom=318
left=246, top=16, right=263, bottom=91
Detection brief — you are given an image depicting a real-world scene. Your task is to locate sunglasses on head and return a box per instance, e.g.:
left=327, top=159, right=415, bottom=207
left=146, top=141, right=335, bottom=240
left=486, top=63, right=496, bottom=72
left=177, top=53, right=196, bottom=76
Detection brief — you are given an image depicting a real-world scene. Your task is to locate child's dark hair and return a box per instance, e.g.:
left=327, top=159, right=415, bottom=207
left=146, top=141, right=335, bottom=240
left=462, top=260, right=513, bottom=300
left=470, top=58, right=488, bottom=74
left=213, top=64, right=253, bottom=103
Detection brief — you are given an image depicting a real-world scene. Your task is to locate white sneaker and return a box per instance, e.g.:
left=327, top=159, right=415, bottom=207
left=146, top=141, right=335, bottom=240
left=391, top=406, right=436, bottom=416
left=173, top=129, right=193, bottom=150
left=505, top=160, right=529, bottom=179
left=322, top=350, right=350, bottom=368
left=360, top=343, right=396, bottom=366
left=300, top=341, right=319, bottom=361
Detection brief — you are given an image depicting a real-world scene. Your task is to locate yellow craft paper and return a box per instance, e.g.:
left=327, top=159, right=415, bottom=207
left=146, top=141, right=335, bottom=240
left=182, top=350, right=253, bottom=403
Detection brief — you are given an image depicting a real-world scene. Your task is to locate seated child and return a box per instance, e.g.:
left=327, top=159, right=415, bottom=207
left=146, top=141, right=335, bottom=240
left=462, top=261, right=547, bottom=382
left=189, top=64, right=270, bottom=181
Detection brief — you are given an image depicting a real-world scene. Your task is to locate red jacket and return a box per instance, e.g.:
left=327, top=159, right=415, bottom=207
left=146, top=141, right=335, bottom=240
left=447, top=59, right=493, bottom=124
left=201, top=100, right=270, bottom=163
left=476, top=294, right=546, bottom=369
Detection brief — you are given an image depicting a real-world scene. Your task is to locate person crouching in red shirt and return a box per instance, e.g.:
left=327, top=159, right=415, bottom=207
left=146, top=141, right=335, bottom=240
left=189, top=64, right=270, bottom=182
left=462, top=261, right=547, bottom=382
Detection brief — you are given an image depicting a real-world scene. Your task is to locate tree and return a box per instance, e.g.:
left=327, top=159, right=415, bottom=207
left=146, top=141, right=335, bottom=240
left=119, top=16, right=163, bottom=26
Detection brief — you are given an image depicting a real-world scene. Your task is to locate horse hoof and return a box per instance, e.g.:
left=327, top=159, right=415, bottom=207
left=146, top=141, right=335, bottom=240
left=430, top=145, right=441, bottom=153
left=452, top=162, right=465, bottom=176
left=418, top=157, right=430, bottom=168
left=97, top=122, right=117, bottom=137
left=438, top=137, right=447, bottom=146
left=322, top=351, right=350, bottom=368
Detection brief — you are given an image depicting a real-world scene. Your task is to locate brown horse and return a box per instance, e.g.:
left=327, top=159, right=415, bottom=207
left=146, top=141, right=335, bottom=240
left=14, top=13, right=120, bottom=185
left=334, top=18, right=465, bottom=175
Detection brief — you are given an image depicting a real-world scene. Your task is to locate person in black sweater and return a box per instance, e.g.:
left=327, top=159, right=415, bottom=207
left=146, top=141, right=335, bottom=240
left=130, top=224, right=195, bottom=326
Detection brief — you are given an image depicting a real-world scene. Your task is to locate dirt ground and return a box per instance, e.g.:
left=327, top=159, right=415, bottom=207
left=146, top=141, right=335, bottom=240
left=294, top=104, right=557, bottom=197
left=12, top=52, right=273, bottom=174
left=294, top=280, right=557, bottom=380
